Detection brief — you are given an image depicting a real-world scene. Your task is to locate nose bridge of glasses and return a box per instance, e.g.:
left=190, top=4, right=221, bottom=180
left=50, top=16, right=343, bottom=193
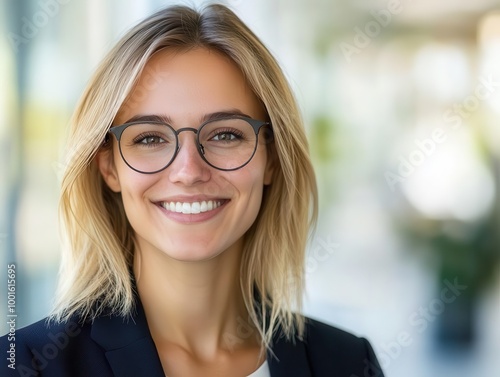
left=176, top=127, right=201, bottom=145
left=175, top=127, right=205, bottom=158
left=176, top=127, right=199, bottom=136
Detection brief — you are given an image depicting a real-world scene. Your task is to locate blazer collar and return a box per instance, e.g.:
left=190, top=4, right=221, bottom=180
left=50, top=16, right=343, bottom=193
left=90, top=299, right=165, bottom=377
left=90, top=295, right=312, bottom=377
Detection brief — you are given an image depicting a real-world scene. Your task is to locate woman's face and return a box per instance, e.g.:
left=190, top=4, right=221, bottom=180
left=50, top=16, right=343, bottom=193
left=98, top=48, right=273, bottom=262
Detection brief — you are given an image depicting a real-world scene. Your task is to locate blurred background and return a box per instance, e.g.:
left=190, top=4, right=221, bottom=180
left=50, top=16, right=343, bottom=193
left=1, top=0, right=499, bottom=375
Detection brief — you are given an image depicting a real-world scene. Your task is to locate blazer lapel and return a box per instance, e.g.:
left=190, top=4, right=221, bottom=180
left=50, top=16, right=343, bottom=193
left=90, top=300, right=165, bottom=377
left=89, top=291, right=312, bottom=377
left=267, top=332, right=312, bottom=377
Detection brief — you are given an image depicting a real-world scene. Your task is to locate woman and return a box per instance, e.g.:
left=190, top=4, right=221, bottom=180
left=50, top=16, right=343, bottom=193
left=2, top=4, right=384, bottom=377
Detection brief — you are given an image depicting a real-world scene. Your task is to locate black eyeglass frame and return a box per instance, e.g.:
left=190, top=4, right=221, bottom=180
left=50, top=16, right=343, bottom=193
left=107, top=115, right=272, bottom=174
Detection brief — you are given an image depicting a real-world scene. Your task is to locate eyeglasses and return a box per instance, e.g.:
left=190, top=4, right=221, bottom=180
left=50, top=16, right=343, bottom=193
left=108, top=116, right=272, bottom=174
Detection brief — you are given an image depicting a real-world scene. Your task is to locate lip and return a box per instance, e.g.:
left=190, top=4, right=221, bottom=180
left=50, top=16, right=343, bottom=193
left=154, top=197, right=230, bottom=224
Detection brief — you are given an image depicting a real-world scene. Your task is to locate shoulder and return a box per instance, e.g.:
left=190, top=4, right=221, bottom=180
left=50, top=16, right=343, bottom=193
left=268, top=316, right=385, bottom=377
left=303, top=317, right=384, bottom=376
left=9, top=316, right=87, bottom=342
left=1, top=316, right=109, bottom=377
left=303, top=316, right=371, bottom=350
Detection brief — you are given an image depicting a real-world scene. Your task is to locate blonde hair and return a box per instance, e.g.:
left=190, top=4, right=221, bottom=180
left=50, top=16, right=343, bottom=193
left=52, top=4, right=318, bottom=349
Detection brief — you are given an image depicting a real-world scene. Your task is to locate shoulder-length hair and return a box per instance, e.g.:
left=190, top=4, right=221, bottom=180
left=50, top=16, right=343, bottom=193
left=52, top=3, right=317, bottom=349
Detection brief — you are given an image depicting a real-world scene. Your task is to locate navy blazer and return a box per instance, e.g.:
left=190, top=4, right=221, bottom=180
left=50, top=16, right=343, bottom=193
left=1, top=299, right=384, bottom=377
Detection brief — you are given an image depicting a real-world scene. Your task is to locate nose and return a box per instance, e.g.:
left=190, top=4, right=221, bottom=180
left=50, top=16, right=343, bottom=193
left=168, top=131, right=211, bottom=185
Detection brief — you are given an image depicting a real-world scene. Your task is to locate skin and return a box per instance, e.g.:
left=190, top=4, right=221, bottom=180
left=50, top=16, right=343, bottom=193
left=97, top=48, right=274, bottom=376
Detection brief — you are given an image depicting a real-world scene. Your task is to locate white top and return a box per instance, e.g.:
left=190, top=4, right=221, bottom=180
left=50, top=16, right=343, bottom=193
left=167, top=361, right=270, bottom=377
left=247, top=361, right=270, bottom=377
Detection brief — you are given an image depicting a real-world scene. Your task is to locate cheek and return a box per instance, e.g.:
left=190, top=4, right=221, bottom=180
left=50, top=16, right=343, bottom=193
left=236, top=156, right=268, bottom=206
left=248, top=149, right=269, bottom=188
left=113, top=153, right=157, bottom=207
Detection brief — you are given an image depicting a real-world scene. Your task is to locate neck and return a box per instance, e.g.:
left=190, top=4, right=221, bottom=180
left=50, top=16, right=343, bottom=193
left=133, top=239, right=258, bottom=358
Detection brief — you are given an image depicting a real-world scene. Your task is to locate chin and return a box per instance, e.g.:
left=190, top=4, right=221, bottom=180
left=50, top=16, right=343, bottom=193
left=160, top=245, right=224, bottom=263
left=167, top=253, right=222, bottom=263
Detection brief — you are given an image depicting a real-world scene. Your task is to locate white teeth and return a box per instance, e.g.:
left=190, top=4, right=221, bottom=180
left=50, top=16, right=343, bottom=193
left=200, top=201, right=207, bottom=212
left=191, top=202, right=201, bottom=214
left=162, top=200, right=223, bottom=214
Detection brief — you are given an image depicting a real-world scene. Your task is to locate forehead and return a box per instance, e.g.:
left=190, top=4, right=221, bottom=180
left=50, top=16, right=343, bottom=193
left=116, top=48, right=265, bottom=125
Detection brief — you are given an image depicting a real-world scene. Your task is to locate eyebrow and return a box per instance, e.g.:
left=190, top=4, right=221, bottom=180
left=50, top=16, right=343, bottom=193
left=123, top=109, right=251, bottom=125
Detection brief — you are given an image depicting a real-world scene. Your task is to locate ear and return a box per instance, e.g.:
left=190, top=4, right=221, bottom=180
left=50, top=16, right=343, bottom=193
left=96, top=148, right=122, bottom=192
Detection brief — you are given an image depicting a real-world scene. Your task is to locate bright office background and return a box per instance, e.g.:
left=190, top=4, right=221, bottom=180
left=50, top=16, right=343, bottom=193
left=1, top=0, right=500, bottom=376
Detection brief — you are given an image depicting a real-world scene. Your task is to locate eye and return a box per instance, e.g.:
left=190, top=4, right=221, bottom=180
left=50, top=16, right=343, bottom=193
left=134, top=133, right=167, bottom=145
left=209, top=129, right=244, bottom=142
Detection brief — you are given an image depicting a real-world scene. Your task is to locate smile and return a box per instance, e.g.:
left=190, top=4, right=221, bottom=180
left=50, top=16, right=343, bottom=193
left=160, top=200, right=224, bottom=214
